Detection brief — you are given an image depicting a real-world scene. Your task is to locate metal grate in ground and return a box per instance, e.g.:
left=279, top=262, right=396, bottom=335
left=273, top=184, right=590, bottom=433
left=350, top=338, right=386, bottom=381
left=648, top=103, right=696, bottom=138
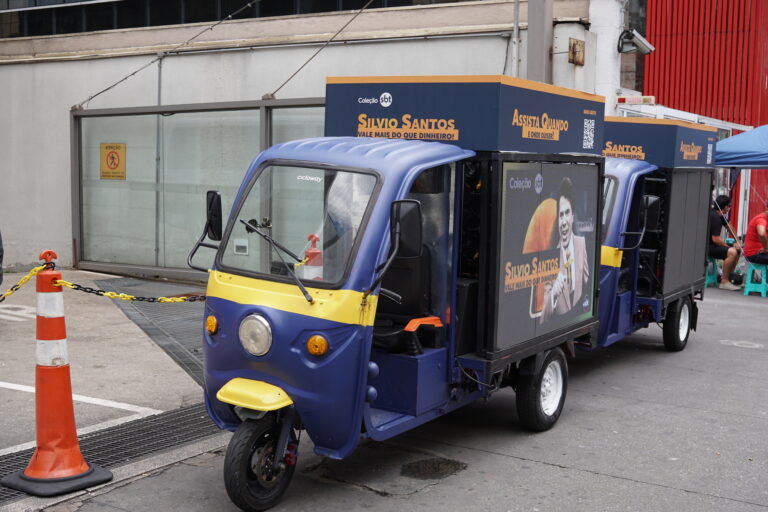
left=94, top=278, right=206, bottom=385
left=0, top=403, right=219, bottom=506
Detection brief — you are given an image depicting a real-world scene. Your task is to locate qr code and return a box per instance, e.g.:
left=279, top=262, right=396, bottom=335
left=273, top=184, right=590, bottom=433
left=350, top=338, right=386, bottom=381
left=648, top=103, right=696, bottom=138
left=582, top=119, right=595, bottom=149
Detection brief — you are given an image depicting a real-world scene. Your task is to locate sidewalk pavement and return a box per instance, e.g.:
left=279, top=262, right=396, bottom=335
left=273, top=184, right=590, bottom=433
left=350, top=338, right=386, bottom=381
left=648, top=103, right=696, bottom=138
left=0, top=269, right=214, bottom=512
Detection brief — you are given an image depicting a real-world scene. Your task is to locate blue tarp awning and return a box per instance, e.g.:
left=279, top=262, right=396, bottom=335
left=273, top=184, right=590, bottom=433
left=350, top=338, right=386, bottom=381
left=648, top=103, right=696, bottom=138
left=715, top=125, right=768, bottom=168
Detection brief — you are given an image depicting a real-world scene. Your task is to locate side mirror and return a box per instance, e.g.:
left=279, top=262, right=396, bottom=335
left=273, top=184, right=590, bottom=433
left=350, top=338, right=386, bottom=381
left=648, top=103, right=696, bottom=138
left=391, top=199, right=422, bottom=258
left=206, top=191, right=223, bottom=241
left=642, top=194, right=661, bottom=231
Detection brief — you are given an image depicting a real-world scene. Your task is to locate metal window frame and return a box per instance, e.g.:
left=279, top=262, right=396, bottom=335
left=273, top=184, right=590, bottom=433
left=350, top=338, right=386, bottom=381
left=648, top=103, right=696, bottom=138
left=70, top=97, right=324, bottom=282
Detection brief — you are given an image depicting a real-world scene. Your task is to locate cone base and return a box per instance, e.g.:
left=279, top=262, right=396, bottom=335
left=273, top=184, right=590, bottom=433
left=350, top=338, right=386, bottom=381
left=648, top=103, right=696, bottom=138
left=1, top=463, right=113, bottom=497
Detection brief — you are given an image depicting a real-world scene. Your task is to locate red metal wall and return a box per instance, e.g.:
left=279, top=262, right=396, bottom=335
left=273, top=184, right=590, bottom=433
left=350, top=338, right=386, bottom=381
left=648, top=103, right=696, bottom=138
left=645, top=0, right=768, bottom=227
left=645, top=0, right=768, bottom=127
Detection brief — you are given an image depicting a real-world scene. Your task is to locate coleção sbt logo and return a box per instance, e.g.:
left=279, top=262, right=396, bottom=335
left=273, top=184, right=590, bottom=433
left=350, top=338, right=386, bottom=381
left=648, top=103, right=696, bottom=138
left=379, top=92, right=393, bottom=107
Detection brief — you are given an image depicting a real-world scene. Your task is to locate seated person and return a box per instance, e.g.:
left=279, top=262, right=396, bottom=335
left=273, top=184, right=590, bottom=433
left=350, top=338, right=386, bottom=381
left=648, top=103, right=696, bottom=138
left=708, top=195, right=741, bottom=291
left=743, top=203, right=768, bottom=265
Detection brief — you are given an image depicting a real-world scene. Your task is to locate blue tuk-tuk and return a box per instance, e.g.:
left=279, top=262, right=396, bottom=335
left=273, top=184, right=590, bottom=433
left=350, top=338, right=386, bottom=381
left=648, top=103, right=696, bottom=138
left=188, top=76, right=607, bottom=511
left=598, top=117, right=717, bottom=351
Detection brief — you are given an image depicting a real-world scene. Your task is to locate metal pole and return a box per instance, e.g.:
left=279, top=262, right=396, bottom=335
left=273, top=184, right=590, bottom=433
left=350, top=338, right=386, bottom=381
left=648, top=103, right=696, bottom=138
left=512, top=0, right=520, bottom=77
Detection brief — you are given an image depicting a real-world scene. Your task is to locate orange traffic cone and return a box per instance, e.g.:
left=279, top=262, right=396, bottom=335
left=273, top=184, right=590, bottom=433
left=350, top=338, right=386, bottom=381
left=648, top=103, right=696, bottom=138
left=1, top=251, right=112, bottom=497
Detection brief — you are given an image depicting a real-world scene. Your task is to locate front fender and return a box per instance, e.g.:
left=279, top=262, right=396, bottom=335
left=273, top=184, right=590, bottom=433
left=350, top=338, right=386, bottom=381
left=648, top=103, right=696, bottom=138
left=217, top=378, right=294, bottom=411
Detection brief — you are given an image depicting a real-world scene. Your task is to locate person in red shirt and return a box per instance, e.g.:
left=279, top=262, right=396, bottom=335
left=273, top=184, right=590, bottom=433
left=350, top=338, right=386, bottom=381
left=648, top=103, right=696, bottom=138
left=743, top=203, right=768, bottom=265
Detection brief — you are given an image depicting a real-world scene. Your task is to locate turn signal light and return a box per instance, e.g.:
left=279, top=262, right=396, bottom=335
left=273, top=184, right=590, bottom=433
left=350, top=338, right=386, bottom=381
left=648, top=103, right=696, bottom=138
left=206, top=315, right=218, bottom=334
left=306, top=335, right=328, bottom=357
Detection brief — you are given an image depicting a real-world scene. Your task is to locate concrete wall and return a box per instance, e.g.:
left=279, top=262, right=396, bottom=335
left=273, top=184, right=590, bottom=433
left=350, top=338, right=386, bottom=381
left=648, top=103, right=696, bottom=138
left=0, top=0, right=608, bottom=271
left=588, top=0, right=625, bottom=114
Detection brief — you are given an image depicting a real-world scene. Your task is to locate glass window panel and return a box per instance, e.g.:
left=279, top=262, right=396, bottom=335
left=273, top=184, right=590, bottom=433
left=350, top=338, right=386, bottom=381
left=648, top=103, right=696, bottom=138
left=299, top=0, right=339, bottom=14
left=271, top=107, right=324, bottom=145
left=341, top=0, right=382, bottom=9
left=54, top=5, right=81, bottom=34
left=81, top=115, right=159, bottom=265
left=183, top=0, right=215, bottom=23
left=116, top=0, right=146, bottom=28
left=24, top=9, right=53, bottom=35
left=221, top=0, right=256, bottom=19
left=0, top=11, right=22, bottom=37
left=258, top=0, right=295, bottom=18
left=149, top=0, right=180, bottom=26
left=84, top=3, right=114, bottom=31
left=160, top=110, right=261, bottom=268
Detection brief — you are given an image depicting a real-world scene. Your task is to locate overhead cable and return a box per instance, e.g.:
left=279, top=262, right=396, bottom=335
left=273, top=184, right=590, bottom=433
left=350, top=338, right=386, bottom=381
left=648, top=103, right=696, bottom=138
left=264, top=0, right=375, bottom=100
left=76, top=1, right=259, bottom=108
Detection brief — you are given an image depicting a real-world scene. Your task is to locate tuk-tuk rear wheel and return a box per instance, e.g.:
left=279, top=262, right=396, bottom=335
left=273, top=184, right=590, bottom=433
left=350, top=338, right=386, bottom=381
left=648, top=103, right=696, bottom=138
left=224, top=418, right=296, bottom=512
left=515, top=348, right=568, bottom=432
left=663, top=296, right=691, bottom=352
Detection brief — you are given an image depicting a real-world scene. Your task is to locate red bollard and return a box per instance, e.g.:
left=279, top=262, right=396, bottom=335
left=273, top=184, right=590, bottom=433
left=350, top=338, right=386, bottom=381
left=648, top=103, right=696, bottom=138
left=1, top=250, right=112, bottom=497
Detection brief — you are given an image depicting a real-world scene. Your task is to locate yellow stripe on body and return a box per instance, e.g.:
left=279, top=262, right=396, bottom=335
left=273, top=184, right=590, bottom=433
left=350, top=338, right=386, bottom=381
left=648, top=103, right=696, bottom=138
left=206, top=271, right=378, bottom=327
left=601, top=245, right=623, bottom=268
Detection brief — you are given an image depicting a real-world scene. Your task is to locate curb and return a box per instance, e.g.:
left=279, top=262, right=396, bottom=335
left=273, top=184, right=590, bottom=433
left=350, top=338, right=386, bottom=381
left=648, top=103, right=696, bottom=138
left=1, top=432, right=231, bottom=512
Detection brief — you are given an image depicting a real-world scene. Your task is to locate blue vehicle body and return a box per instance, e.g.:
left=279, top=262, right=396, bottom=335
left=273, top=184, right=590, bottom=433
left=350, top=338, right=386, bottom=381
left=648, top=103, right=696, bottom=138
left=203, top=137, right=477, bottom=459
left=597, top=157, right=659, bottom=347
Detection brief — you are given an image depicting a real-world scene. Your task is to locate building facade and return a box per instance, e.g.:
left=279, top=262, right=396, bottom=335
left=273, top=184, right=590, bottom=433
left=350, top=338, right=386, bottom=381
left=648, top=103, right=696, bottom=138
left=644, top=0, right=768, bottom=233
left=0, top=0, right=753, bottom=277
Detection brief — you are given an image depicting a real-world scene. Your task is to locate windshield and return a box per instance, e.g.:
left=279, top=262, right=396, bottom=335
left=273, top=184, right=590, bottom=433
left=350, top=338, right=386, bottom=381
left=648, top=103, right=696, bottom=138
left=221, top=164, right=378, bottom=285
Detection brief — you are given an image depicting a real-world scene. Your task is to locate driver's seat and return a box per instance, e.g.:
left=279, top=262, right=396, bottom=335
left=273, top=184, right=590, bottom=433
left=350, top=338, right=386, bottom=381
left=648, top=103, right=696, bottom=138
left=372, top=248, right=442, bottom=354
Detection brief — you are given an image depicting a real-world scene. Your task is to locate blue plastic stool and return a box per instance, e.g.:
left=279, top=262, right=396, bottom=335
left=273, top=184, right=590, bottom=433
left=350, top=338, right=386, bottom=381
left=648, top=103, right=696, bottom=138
left=743, top=263, right=768, bottom=297
left=705, top=258, right=719, bottom=288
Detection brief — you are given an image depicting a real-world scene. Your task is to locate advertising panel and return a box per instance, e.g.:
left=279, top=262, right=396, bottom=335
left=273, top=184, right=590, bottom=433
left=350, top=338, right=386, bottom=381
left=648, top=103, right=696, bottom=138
left=325, top=76, right=605, bottom=155
left=495, top=162, right=599, bottom=350
left=603, top=117, right=717, bottom=168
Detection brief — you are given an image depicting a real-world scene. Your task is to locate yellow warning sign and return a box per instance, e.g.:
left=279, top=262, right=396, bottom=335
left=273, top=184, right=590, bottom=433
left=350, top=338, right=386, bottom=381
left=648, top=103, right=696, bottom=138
left=100, top=143, right=126, bottom=180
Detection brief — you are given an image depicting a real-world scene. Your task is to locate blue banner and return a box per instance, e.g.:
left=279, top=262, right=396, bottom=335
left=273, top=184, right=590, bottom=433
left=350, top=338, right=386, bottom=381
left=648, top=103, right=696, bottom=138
left=325, top=76, right=605, bottom=155
left=603, top=117, right=717, bottom=168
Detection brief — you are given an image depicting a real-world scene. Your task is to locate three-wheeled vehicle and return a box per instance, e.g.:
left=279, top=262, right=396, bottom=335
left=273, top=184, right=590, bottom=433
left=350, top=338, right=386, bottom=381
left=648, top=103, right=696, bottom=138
left=599, top=117, right=717, bottom=350
left=188, top=76, right=606, bottom=511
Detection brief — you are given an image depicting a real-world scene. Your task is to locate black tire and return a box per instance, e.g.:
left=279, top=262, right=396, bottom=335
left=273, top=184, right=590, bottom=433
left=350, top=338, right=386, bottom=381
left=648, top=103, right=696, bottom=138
left=224, top=418, right=296, bottom=512
left=663, top=296, right=691, bottom=352
left=516, top=348, right=568, bottom=432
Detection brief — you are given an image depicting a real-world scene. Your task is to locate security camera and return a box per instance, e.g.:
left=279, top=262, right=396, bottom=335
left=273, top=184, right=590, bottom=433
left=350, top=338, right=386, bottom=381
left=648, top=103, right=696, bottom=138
left=617, top=29, right=655, bottom=55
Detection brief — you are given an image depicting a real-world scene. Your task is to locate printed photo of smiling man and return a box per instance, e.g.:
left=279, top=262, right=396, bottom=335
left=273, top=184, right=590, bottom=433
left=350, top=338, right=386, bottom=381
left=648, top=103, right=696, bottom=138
left=540, top=177, right=590, bottom=324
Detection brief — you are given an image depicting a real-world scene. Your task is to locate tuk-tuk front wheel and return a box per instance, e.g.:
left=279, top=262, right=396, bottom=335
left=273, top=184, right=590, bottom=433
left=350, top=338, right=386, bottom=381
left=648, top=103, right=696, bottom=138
left=515, top=348, right=568, bottom=432
left=224, top=418, right=296, bottom=512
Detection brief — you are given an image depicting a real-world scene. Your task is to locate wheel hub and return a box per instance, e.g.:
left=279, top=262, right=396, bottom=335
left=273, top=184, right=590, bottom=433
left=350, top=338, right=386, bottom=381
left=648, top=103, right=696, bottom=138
left=250, top=442, right=283, bottom=489
left=540, top=361, right=563, bottom=416
left=678, top=302, right=690, bottom=341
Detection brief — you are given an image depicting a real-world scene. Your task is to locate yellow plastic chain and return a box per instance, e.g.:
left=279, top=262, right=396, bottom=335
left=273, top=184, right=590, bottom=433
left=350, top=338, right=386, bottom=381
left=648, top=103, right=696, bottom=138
left=54, top=279, right=202, bottom=303
left=0, top=265, right=47, bottom=303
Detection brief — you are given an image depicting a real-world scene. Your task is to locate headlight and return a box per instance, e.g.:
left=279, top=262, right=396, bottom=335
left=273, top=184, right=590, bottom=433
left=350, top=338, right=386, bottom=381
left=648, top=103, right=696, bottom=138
left=239, top=314, right=272, bottom=356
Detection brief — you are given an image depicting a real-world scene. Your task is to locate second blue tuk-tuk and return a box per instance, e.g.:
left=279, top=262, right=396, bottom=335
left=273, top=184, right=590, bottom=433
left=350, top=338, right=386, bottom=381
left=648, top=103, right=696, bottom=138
left=599, top=117, right=717, bottom=350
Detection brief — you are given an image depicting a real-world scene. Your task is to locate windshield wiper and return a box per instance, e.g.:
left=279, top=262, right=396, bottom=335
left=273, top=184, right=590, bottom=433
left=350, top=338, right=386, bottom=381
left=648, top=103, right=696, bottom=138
left=239, top=219, right=313, bottom=303
left=242, top=218, right=302, bottom=262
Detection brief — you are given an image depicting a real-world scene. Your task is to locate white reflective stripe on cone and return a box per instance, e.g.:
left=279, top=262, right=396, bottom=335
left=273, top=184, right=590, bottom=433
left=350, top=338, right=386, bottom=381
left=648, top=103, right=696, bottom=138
left=37, top=292, right=65, bottom=318
left=36, top=339, right=69, bottom=366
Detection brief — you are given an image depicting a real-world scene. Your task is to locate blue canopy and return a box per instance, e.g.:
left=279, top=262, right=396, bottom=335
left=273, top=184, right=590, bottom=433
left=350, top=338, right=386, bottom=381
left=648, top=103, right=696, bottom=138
left=715, top=125, right=768, bottom=168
